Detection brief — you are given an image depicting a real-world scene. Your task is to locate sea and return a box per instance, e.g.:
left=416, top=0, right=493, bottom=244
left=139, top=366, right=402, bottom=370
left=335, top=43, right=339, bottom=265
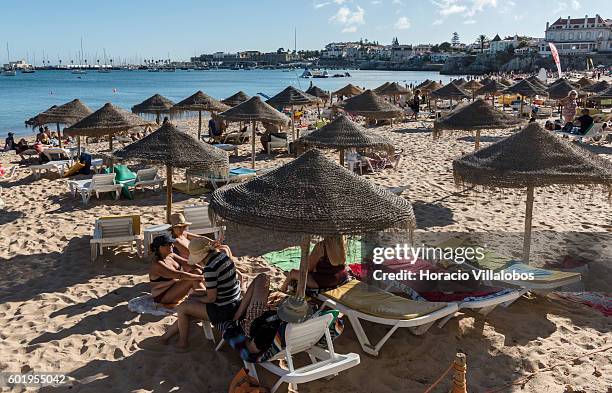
left=0, top=69, right=459, bottom=137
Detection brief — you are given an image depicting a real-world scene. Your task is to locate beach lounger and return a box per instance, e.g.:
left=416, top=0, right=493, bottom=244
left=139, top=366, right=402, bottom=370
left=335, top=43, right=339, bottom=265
left=222, top=129, right=250, bottom=144
left=436, top=238, right=582, bottom=291
left=266, top=134, right=289, bottom=154
left=128, top=168, right=165, bottom=192
left=317, top=280, right=458, bottom=356
left=244, top=313, right=361, bottom=393
left=29, top=160, right=72, bottom=179
left=349, top=260, right=523, bottom=328
left=90, top=215, right=142, bottom=262
left=182, top=204, right=224, bottom=238
left=68, top=173, right=123, bottom=204
left=185, top=167, right=258, bottom=190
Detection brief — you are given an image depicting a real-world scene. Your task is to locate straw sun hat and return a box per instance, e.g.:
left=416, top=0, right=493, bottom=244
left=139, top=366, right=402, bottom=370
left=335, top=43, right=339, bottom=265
left=277, top=296, right=313, bottom=323
left=187, top=237, right=216, bottom=265
left=169, top=213, right=191, bottom=228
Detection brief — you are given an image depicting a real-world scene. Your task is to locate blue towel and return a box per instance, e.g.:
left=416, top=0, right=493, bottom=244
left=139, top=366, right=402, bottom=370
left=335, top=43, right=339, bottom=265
left=230, top=167, right=256, bottom=176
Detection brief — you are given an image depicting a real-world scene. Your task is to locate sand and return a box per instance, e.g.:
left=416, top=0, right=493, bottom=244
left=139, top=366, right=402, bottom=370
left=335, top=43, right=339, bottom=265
left=1, top=113, right=611, bottom=393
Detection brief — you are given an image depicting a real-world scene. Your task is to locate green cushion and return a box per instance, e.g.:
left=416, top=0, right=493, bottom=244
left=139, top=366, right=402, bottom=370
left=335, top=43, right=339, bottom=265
left=108, top=165, right=136, bottom=181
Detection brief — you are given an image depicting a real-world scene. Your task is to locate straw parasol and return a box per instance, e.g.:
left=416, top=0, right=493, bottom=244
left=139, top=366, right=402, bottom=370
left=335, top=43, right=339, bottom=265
left=475, top=80, right=507, bottom=107
left=415, top=79, right=433, bottom=90
left=114, top=122, right=229, bottom=223
left=131, top=94, right=175, bottom=124
left=25, top=99, right=93, bottom=148
left=430, top=83, right=470, bottom=109
left=582, top=80, right=609, bottom=94
left=209, top=149, right=415, bottom=299
left=453, top=122, right=612, bottom=263
left=499, top=78, right=514, bottom=86
left=547, top=79, right=576, bottom=100
left=218, top=96, right=288, bottom=169
left=503, top=79, right=547, bottom=116
left=462, top=80, right=484, bottom=100
left=221, top=91, right=250, bottom=107
left=479, top=77, right=493, bottom=86
left=297, top=115, right=394, bottom=164
left=592, top=86, right=612, bottom=101
left=451, top=78, right=467, bottom=87
left=64, top=102, right=153, bottom=151
left=377, top=82, right=412, bottom=104
left=267, top=86, right=321, bottom=141
left=526, top=75, right=548, bottom=90
left=420, top=81, right=443, bottom=94
left=333, top=84, right=363, bottom=98
left=338, top=90, right=404, bottom=120
left=434, top=99, right=524, bottom=149
left=575, top=77, right=595, bottom=88
left=171, top=91, right=230, bottom=141
left=305, top=85, right=330, bottom=101
left=373, top=82, right=391, bottom=94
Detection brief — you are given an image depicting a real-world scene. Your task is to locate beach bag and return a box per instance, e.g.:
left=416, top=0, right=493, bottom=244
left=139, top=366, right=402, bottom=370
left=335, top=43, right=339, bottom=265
left=228, top=368, right=268, bottom=393
left=64, top=161, right=85, bottom=177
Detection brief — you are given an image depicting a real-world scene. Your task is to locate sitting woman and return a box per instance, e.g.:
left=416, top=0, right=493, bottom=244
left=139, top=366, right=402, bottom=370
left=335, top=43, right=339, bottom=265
left=161, top=237, right=241, bottom=348
left=280, top=236, right=349, bottom=293
left=168, top=212, right=205, bottom=259
left=149, top=234, right=204, bottom=305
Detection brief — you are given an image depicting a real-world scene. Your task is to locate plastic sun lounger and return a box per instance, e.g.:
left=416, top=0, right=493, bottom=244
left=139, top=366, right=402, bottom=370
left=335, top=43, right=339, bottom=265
left=435, top=238, right=582, bottom=291
left=68, top=173, right=123, bottom=204
left=349, top=261, right=523, bottom=328
left=317, top=280, right=459, bottom=356
left=182, top=204, right=224, bottom=238
left=29, top=160, right=72, bottom=179
left=90, top=215, right=142, bottom=262
left=128, top=168, right=165, bottom=192
left=185, top=167, right=258, bottom=190
left=244, top=313, right=361, bottom=393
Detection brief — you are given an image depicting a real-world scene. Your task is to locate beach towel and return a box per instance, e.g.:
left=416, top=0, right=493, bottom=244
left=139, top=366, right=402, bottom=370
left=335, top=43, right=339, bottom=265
left=552, top=292, right=612, bottom=317
left=230, top=167, right=257, bottom=176
left=128, top=295, right=176, bottom=316
left=262, top=238, right=362, bottom=272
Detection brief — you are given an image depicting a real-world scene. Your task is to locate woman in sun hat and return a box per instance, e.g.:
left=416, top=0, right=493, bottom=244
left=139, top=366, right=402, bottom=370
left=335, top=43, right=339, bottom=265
left=161, top=237, right=241, bottom=348
left=148, top=234, right=204, bottom=305
left=167, top=212, right=203, bottom=259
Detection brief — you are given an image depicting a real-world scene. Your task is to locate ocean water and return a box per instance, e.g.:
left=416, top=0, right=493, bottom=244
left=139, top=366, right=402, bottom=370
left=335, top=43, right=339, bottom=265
left=0, top=69, right=458, bottom=137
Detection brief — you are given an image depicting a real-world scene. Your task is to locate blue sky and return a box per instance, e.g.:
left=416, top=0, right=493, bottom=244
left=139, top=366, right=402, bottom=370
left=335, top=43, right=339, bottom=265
left=0, top=0, right=607, bottom=63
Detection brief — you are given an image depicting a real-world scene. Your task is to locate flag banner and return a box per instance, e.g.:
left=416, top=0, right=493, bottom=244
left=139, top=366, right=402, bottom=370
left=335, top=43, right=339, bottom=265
left=548, top=42, right=562, bottom=78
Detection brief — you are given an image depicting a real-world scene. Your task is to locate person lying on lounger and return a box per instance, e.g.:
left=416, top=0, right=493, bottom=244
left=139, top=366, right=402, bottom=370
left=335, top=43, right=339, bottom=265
left=167, top=213, right=209, bottom=259
left=161, top=237, right=241, bottom=348
left=149, top=234, right=204, bottom=305
left=280, top=236, right=350, bottom=293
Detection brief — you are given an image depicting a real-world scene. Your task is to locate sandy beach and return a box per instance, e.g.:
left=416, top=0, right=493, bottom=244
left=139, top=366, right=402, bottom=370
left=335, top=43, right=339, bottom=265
left=1, top=113, right=611, bottom=393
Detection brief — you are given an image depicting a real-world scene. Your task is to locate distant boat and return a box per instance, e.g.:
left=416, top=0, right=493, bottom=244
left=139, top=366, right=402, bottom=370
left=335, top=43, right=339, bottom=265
left=72, top=69, right=87, bottom=74
left=3, top=43, right=16, bottom=76
left=147, top=68, right=160, bottom=72
left=300, top=68, right=329, bottom=78
left=2, top=69, right=16, bottom=76
left=21, top=67, right=35, bottom=73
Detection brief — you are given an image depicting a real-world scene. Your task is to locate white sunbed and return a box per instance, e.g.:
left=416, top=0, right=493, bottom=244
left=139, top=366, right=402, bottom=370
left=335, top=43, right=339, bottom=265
left=317, top=280, right=459, bottom=356
left=185, top=167, right=259, bottom=191
left=90, top=215, right=142, bottom=262
left=182, top=204, right=224, bottom=238
left=29, top=160, right=72, bottom=179
left=127, top=168, right=165, bottom=192
left=556, top=123, right=606, bottom=144
left=68, top=173, right=123, bottom=204
left=266, top=134, right=289, bottom=154
left=243, top=313, right=361, bottom=393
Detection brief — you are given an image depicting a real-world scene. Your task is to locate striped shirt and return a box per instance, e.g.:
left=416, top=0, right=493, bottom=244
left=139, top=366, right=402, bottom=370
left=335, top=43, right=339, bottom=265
left=204, top=251, right=241, bottom=306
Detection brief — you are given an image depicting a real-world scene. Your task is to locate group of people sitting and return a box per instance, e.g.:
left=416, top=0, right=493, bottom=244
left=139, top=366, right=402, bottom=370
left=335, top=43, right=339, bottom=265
left=148, top=213, right=348, bottom=356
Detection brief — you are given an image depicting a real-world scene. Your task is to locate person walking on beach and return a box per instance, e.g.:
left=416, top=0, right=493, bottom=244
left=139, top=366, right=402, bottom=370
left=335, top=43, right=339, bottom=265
left=560, top=90, right=578, bottom=124
left=410, top=90, right=421, bottom=120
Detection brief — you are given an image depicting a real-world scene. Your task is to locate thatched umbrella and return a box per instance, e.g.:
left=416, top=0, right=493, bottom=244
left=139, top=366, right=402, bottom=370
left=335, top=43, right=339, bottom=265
left=479, top=77, right=493, bottom=86
left=222, top=91, right=250, bottom=107
left=526, top=75, right=548, bottom=90
left=26, top=99, right=93, bottom=148
left=451, top=78, right=467, bottom=87
left=434, top=99, right=524, bottom=150
left=377, top=82, right=411, bottom=104
left=333, top=84, right=363, bottom=99
left=415, top=79, right=433, bottom=90
left=131, top=94, right=175, bottom=125
left=592, top=86, right=612, bottom=101
left=373, top=82, right=391, bottom=94
left=209, top=149, right=415, bottom=299
left=420, top=81, right=443, bottom=94
left=429, top=83, right=470, bottom=109
left=503, top=79, right=547, bottom=116
left=267, top=86, right=321, bottom=142
left=306, top=85, right=331, bottom=114
left=64, top=102, right=153, bottom=151
left=475, top=80, right=507, bottom=107
left=338, top=90, right=404, bottom=120
left=499, top=78, right=514, bottom=86
left=218, top=96, right=289, bottom=169
left=171, top=91, right=230, bottom=141
left=575, top=77, right=595, bottom=88
left=114, top=122, right=229, bottom=223
left=453, top=122, right=612, bottom=263
left=462, top=80, right=484, bottom=100
left=582, top=80, right=609, bottom=94
left=297, top=115, right=394, bottom=164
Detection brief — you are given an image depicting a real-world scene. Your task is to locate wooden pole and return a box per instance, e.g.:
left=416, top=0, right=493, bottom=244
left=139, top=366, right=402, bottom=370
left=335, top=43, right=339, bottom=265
left=77, top=136, right=81, bottom=158
left=198, top=110, right=202, bottom=141
left=156, top=112, right=160, bottom=125
left=450, top=353, right=467, bottom=393
left=166, top=164, right=173, bottom=223
left=296, top=235, right=312, bottom=299
left=56, top=123, right=62, bottom=148
left=251, top=120, right=256, bottom=169
left=291, top=105, right=295, bottom=142
left=475, top=130, right=481, bottom=150
left=522, top=186, right=535, bottom=264
left=339, top=149, right=344, bottom=166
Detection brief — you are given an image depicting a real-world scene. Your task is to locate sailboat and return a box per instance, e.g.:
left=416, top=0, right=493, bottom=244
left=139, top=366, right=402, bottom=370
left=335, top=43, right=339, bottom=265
left=2, top=43, right=16, bottom=76
left=72, top=38, right=87, bottom=74
left=97, top=48, right=111, bottom=73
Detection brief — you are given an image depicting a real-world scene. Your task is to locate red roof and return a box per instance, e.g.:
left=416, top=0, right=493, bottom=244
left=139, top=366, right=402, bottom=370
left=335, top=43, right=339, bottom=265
left=550, top=15, right=608, bottom=27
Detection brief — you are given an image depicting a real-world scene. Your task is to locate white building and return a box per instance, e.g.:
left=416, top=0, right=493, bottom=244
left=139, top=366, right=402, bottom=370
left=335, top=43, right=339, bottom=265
left=390, top=44, right=413, bottom=62
left=488, top=34, right=520, bottom=53
left=539, top=14, right=612, bottom=55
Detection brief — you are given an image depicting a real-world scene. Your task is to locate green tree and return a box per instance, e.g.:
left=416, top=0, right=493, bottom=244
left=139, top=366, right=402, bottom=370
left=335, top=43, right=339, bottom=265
left=439, top=42, right=452, bottom=51
left=452, top=32, right=460, bottom=45
left=478, top=35, right=487, bottom=53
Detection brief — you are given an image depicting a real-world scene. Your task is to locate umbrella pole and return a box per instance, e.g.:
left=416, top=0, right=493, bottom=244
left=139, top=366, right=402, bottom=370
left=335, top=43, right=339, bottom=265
left=198, top=111, right=202, bottom=141
left=109, top=134, right=113, bottom=151
left=475, top=130, right=481, bottom=150
left=251, top=120, right=256, bottom=169
left=56, top=123, right=62, bottom=148
left=296, top=235, right=312, bottom=299
left=77, top=136, right=81, bottom=158
left=166, top=164, right=173, bottom=223
left=339, top=149, right=344, bottom=166
left=522, top=186, right=535, bottom=264
left=156, top=112, right=160, bottom=125
left=317, top=103, right=321, bottom=119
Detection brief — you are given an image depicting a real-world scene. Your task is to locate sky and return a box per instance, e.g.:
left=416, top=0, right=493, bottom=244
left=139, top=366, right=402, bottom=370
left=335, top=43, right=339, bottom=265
left=0, top=0, right=608, bottom=64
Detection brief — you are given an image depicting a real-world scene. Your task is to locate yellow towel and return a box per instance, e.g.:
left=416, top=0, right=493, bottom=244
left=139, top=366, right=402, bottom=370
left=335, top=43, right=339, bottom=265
left=99, top=214, right=141, bottom=234
left=322, top=280, right=448, bottom=320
